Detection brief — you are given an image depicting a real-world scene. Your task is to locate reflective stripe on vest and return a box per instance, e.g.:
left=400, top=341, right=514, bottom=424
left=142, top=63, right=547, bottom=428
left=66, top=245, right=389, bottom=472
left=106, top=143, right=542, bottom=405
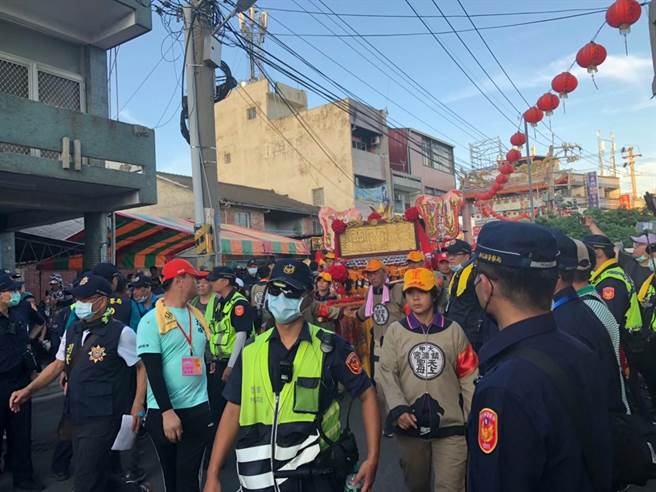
left=204, top=294, right=220, bottom=357
left=218, top=291, right=249, bottom=359
left=237, top=324, right=341, bottom=492
left=638, top=274, right=656, bottom=332
left=592, top=264, right=642, bottom=332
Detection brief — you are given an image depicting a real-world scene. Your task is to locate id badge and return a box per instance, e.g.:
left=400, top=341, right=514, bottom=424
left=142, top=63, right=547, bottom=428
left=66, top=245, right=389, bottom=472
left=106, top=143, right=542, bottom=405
left=181, top=356, right=203, bottom=376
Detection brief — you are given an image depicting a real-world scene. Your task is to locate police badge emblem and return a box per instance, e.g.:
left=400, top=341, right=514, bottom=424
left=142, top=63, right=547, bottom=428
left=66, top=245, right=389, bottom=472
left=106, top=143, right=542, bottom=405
left=478, top=408, right=498, bottom=454
left=88, top=345, right=106, bottom=363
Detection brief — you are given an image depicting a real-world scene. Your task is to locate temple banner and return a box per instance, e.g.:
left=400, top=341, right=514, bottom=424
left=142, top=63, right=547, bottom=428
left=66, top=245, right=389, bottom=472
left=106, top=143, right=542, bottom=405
left=339, top=221, right=417, bottom=257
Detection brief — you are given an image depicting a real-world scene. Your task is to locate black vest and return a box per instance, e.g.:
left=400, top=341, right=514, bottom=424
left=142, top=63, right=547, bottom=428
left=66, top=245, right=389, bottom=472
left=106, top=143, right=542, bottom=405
left=0, top=309, right=29, bottom=374
left=64, top=318, right=133, bottom=425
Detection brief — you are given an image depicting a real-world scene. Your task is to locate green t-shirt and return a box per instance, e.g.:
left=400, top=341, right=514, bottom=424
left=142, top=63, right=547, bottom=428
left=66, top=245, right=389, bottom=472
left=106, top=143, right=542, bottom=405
left=137, top=307, right=208, bottom=410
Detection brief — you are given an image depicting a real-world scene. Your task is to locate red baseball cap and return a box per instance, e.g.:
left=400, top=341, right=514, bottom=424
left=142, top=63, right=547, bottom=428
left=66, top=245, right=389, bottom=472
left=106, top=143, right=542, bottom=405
left=436, top=253, right=448, bottom=262
left=161, top=259, right=208, bottom=282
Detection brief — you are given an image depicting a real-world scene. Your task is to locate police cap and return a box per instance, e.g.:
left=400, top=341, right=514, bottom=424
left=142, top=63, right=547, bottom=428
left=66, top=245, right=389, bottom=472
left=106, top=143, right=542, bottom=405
left=441, top=239, right=472, bottom=255
left=207, top=266, right=236, bottom=282
left=130, top=274, right=152, bottom=288
left=71, top=274, right=112, bottom=299
left=270, top=260, right=312, bottom=291
left=583, top=234, right=614, bottom=249
left=0, top=271, right=22, bottom=292
left=551, top=229, right=578, bottom=271
left=476, top=221, right=558, bottom=269
left=91, top=262, right=120, bottom=282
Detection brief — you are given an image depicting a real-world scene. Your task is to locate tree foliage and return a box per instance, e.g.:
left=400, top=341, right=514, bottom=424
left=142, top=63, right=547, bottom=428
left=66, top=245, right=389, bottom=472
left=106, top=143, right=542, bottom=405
left=536, top=208, right=655, bottom=247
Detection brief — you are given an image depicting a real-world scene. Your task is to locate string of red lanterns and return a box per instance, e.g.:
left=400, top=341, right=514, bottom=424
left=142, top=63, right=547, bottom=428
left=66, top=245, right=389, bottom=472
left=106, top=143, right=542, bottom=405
left=471, top=0, right=644, bottom=223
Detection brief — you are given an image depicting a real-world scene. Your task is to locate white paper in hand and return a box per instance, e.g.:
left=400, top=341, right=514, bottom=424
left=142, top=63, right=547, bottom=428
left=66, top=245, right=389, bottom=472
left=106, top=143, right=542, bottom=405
left=111, top=415, right=137, bottom=451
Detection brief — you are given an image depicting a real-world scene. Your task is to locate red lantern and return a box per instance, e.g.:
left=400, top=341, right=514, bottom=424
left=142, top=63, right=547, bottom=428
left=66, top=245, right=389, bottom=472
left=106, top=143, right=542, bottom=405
left=500, top=163, right=514, bottom=175
left=523, top=106, right=544, bottom=127
left=606, top=0, right=642, bottom=34
left=491, top=183, right=501, bottom=194
left=506, top=149, right=521, bottom=163
left=551, top=72, right=578, bottom=98
left=510, top=132, right=526, bottom=147
left=536, top=92, right=560, bottom=116
left=496, top=174, right=508, bottom=185
left=576, top=42, right=607, bottom=74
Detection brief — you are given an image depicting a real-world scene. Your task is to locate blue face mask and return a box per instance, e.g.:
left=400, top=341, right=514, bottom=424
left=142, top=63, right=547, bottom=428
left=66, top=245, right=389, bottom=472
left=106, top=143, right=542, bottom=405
left=267, top=292, right=303, bottom=324
left=7, top=291, right=21, bottom=307
left=75, top=301, right=95, bottom=321
left=449, top=263, right=464, bottom=273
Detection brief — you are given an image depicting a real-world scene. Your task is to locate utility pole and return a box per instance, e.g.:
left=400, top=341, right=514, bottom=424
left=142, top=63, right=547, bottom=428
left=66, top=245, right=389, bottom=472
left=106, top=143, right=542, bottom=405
left=622, top=146, right=642, bottom=208
left=183, top=0, right=257, bottom=267
left=524, top=120, right=535, bottom=221
left=610, top=132, right=617, bottom=176
left=597, top=130, right=605, bottom=176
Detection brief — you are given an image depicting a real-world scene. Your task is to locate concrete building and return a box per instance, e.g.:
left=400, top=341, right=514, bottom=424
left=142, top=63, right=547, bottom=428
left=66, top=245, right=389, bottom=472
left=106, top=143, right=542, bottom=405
left=389, top=128, right=457, bottom=212
left=136, top=172, right=320, bottom=238
left=464, top=157, right=622, bottom=218
left=0, top=1, right=156, bottom=271
left=214, top=79, right=392, bottom=214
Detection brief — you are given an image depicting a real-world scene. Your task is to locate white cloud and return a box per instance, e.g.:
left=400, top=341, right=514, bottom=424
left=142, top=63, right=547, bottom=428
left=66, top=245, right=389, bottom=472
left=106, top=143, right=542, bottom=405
left=443, top=53, right=653, bottom=103
left=118, top=108, right=149, bottom=126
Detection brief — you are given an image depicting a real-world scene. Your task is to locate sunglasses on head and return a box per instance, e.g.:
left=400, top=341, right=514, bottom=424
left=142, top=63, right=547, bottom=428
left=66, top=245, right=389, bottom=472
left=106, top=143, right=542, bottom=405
left=268, top=283, right=305, bottom=299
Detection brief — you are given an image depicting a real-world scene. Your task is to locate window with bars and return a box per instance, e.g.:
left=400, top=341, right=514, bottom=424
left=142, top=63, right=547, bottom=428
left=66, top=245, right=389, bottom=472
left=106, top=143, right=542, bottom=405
left=234, top=211, right=252, bottom=228
left=0, top=54, right=83, bottom=158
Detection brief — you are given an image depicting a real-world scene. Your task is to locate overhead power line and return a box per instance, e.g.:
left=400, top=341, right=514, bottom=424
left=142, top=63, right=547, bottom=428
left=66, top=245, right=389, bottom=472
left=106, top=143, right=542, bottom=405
left=268, top=9, right=607, bottom=38
left=310, top=0, right=489, bottom=141
left=260, top=6, right=606, bottom=19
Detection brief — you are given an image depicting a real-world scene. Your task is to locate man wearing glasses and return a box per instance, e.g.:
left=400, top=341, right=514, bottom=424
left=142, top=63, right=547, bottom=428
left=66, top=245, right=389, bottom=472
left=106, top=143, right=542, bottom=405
left=204, top=260, right=380, bottom=492
left=443, top=239, right=497, bottom=352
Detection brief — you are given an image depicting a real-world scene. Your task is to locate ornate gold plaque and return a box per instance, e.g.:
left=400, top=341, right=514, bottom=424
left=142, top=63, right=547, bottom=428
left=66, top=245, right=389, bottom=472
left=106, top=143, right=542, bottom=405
left=339, top=222, right=417, bottom=258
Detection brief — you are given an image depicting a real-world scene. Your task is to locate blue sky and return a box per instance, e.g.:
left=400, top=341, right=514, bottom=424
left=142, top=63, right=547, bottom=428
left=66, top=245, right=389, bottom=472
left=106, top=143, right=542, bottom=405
left=114, top=0, right=656, bottom=194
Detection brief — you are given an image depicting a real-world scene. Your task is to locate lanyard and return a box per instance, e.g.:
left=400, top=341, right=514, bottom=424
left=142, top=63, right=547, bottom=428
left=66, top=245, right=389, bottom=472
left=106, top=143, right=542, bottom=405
left=175, top=309, right=194, bottom=356
left=552, top=294, right=579, bottom=311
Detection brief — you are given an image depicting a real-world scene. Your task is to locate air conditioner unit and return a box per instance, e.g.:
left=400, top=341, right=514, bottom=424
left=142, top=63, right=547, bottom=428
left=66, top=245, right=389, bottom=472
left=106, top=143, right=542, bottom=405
left=372, top=136, right=381, bottom=146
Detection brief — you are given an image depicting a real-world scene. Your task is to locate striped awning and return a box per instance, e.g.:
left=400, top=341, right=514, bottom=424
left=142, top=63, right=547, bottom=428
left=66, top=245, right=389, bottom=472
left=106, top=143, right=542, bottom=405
left=39, top=211, right=308, bottom=270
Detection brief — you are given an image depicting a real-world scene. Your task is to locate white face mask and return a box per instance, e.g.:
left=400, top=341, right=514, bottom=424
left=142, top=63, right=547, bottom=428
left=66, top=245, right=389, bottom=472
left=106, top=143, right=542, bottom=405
left=75, top=301, right=95, bottom=321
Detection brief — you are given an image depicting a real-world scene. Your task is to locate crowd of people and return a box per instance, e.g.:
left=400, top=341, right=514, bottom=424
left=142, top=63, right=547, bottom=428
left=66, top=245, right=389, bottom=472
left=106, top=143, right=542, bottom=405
left=1, top=217, right=656, bottom=491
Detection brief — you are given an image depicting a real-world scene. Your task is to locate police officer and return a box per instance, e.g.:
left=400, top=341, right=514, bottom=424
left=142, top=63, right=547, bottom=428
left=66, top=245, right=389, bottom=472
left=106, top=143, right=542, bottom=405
left=583, top=234, right=642, bottom=335
left=551, top=230, right=625, bottom=414
left=92, top=262, right=133, bottom=326
left=443, top=239, right=497, bottom=352
left=203, top=260, right=380, bottom=492
left=206, top=266, right=256, bottom=425
left=0, top=272, right=43, bottom=490
left=10, top=274, right=147, bottom=492
left=467, top=221, right=612, bottom=492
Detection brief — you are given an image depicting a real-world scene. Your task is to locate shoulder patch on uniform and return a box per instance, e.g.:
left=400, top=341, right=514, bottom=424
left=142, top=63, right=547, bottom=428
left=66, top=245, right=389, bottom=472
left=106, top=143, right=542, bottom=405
left=602, top=287, right=615, bottom=301
left=345, top=352, right=362, bottom=375
left=478, top=408, right=498, bottom=454
left=235, top=305, right=245, bottom=316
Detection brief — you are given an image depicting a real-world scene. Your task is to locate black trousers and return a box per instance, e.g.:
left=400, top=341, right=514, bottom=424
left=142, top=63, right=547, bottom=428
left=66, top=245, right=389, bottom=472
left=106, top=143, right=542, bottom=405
left=0, top=368, right=34, bottom=484
left=71, top=418, right=121, bottom=492
left=206, top=360, right=228, bottom=427
left=50, top=437, right=73, bottom=475
left=146, top=402, right=211, bottom=492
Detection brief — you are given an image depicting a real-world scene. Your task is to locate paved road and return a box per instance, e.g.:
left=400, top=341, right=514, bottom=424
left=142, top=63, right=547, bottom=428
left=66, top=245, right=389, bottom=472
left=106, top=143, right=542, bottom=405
left=2, top=391, right=655, bottom=492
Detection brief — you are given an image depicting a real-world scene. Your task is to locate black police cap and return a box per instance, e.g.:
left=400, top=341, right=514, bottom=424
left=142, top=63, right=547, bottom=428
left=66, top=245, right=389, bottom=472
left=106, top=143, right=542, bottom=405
left=270, top=260, right=312, bottom=291
left=70, top=274, right=113, bottom=299
left=583, top=234, right=614, bottom=249
left=130, top=274, right=152, bottom=289
left=91, top=262, right=120, bottom=282
left=207, top=266, right=236, bottom=282
left=0, top=271, right=23, bottom=292
left=551, top=229, right=578, bottom=271
left=476, top=221, right=558, bottom=269
left=441, top=239, right=472, bottom=255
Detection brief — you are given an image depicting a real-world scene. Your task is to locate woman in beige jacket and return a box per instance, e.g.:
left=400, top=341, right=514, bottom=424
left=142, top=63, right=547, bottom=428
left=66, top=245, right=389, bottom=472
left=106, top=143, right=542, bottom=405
left=379, top=267, right=479, bottom=492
